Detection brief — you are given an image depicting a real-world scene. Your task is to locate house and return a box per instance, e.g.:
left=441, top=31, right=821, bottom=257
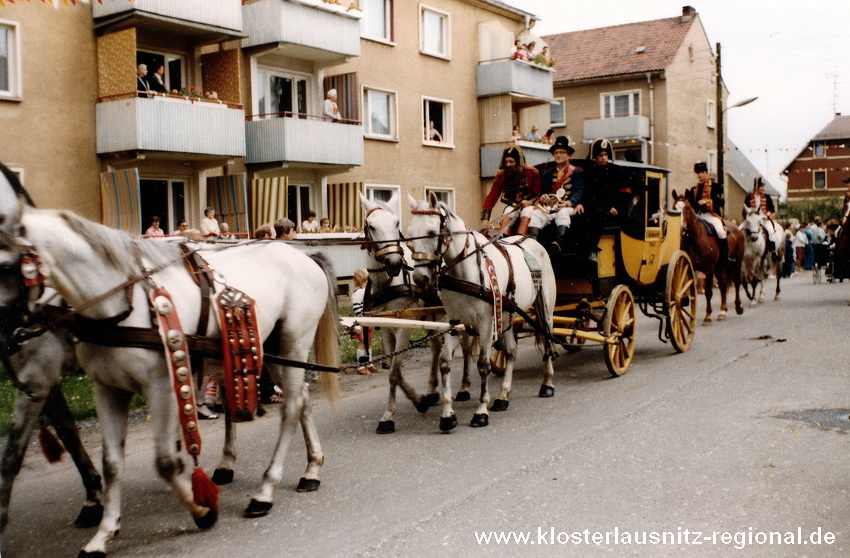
left=725, top=139, right=780, bottom=218
left=543, top=6, right=737, bottom=207
left=783, top=113, right=850, bottom=202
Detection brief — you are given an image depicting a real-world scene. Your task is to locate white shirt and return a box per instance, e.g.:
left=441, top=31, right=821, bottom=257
left=301, top=219, right=320, bottom=232
left=323, top=98, right=340, bottom=121
left=200, top=216, right=220, bottom=235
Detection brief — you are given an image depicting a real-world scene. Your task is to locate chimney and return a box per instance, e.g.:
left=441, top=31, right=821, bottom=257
left=681, top=6, right=696, bottom=21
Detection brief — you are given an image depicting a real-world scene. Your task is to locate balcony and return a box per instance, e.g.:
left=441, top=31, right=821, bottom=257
left=96, top=97, right=246, bottom=158
left=242, top=0, right=361, bottom=65
left=480, top=141, right=552, bottom=179
left=584, top=115, right=650, bottom=141
left=245, top=115, right=363, bottom=169
left=93, top=0, right=243, bottom=43
left=476, top=59, right=553, bottom=104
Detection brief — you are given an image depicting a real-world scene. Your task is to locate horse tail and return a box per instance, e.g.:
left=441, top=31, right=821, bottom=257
left=533, top=253, right=558, bottom=359
left=308, top=252, right=341, bottom=408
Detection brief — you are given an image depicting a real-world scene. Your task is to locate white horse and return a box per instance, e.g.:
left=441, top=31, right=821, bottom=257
left=740, top=207, right=783, bottom=305
left=1, top=200, right=339, bottom=556
left=407, top=193, right=557, bottom=431
left=359, top=194, right=473, bottom=433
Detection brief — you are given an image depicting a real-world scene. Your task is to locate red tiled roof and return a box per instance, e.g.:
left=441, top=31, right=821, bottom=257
left=812, top=115, right=850, bottom=141
left=544, top=16, right=696, bottom=84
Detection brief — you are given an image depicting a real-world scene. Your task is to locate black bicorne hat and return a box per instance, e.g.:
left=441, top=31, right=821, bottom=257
left=589, top=138, right=613, bottom=160
left=549, top=136, right=575, bottom=155
left=694, top=162, right=708, bottom=173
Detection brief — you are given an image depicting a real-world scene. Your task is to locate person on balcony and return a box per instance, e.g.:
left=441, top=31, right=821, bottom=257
left=480, top=145, right=540, bottom=234
left=148, top=63, right=167, bottom=94
left=323, top=89, right=341, bottom=121
left=144, top=216, right=164, bottom=237
left=301, top=210, right=320, bottom=232
left=136, top=64, right=151, bottom=98
left=200, top=207, right=220, bottom=236
left=525, top=126, right=541, bottom=141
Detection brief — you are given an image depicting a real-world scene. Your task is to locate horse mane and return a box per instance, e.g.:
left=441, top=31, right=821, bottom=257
left=0, top=162, right=36, bottom=207
left=58, top=211, right=183, bottom=276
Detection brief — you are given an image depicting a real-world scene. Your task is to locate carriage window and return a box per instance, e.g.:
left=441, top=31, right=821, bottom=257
left=425, top=188, right=454, bottom=212
left=814, top=170, right=826, bottom=189
left=0, top=21, right=21, bottom=100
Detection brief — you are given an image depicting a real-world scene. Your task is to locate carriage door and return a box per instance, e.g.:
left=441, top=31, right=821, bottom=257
left=637, top=172, right=663, bottom=285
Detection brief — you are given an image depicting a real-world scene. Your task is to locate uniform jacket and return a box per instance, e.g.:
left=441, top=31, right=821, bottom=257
left=581, top=162, right=630, bottom=216
left=540, top=164, right=584, bottom=206
left=742, top=191, right=775, bottom=217
left=685, top=179, right=724, bottom=216
left=482, top=166, right=541, bottom=211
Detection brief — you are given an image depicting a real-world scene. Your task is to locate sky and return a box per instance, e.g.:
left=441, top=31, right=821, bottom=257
left=504, top=0, right=850, bottom=196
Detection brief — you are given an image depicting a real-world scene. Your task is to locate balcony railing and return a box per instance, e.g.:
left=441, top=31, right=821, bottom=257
left=93, top=0, right=243, bottom=35
left=96, top=95, right=246, bottom=157
left=476, top=59, right=553, bottom=102
left=245, top=112, right=363, bottom=167
left=584, top=115, right=650, bottom=141
left=480, top=141, right=552, bottom=179
left=242, top=0, right=360, bottom=63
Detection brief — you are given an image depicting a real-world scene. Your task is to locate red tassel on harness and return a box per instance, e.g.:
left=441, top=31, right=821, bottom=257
left=39, top=425, right=65, bottom=463
left=192, top=466, right=220, bottom=511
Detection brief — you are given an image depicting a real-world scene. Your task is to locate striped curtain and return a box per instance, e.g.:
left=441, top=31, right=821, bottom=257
left=207, top=173, right=248, bottom=234
left=323, top=72, right=361, bottom=122
left=100, top=168, right=141, bottom=235
left=250, top=176, right=288, bottom=233
left=327, top=181, right=364, bottom=231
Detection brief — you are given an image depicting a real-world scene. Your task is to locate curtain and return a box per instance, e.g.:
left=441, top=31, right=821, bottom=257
left=100, top=168, right=141, bottom=235
left=323, top=72, right=361, bottom=122
left=250, top=176, right=288, bottom=234
left=207, top=173, right=248, bottom=234
left=327, top=181, right=364, bottom=230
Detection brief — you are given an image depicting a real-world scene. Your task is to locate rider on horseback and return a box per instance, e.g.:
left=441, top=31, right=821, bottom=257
left=742, top=177, right=779, bottom=256
left=685, top=161, right=734, bottom=263
left=480, top=145, right=541, bottom=234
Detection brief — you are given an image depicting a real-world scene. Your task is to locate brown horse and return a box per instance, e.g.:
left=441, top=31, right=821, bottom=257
left=676, top=195, right=744, bottom=322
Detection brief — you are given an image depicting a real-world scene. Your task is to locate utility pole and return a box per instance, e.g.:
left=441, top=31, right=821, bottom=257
left=715, top=42, right=724, bottom=217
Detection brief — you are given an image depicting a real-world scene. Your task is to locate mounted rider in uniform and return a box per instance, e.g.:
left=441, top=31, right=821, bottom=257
left=480, top=145, right=541, bottom=234
left=685, top=161, right=733, bottom=263
left=742, top=177, right=778, bottom=256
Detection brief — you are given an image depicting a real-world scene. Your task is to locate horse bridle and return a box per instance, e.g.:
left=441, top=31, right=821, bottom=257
left=409, top=208, right=459, bottom=269
left=363, top=206, right=406, bottom=270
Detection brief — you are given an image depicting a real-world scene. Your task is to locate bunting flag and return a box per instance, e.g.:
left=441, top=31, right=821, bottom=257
left=100, top=168, right=141, bottom=236
left=207, top=174, right=248, bottom=234
left=565, top=137, right=848, bottom=154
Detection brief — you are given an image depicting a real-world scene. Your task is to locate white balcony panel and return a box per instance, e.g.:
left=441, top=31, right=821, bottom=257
left=243, top=0, right=360, bottom=62
left=93, top=0, right=243, bottom=33
left=97, top=98, right=246, bottom=157
left=246, top=118, right=363, bottom=166
left=480, top=142, right=552, bottom=179
left=584, top=115, right=650, bottom=141
left=476, top=60, right=553, bottom=102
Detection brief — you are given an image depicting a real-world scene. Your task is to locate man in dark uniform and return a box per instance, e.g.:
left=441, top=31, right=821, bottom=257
left=742, top=177, right=778, bottom=254
left=481, top=145, right=541, bottom=234
left=573, top=138, right=630, bottom=262
left=685, top=161, right=733, bottom=262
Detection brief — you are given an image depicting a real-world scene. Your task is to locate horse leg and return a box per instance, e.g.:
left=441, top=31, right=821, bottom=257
left=376, top=328, right=418, bottom=434
left=42, top=384, right=104, bottom=528
left=703, top=273, right=713, bottom=323
left=211, top=382, right=236, bottom=485
left=717, top=271, right=729, bottom=320
left=420, top=332, right=440, bottom=407
left=296, top=382, right=323, bottom=492
left=490, top=329, right=517, bottom=412
left=538, top=338, right=556, bottom=398
left=774, top=262, right=782, bottom=300
left=455, top=332, right=473, bottom=402
left=437, top=334, right=458, bottom=432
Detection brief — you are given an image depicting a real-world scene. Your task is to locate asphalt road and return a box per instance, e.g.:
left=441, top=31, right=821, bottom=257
left=2, top=273, right=848, bottom=557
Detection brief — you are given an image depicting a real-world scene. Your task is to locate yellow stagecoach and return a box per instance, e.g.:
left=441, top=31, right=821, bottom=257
left=492, top=161, right=697, bottom=377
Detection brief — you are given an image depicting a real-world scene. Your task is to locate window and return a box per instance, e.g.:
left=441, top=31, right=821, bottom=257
left=137, top=51, right=185, bottom=92
left=707, top=100, right=716, bottom=129
left=425, top=187, right=454, bottom=212
left=813, top=141, right=824, bottom=157
left=366, top=184, right=400, bottom=214
left=423, top=97, right=452, bottom=146
left=420, top=5, right=450, bottom=59
left=288, top=184, right=312, bottom=226
left=814, top=170, right=826, bottom=189
left=550, top=97, right=566, bottom=127
left=601, top=91, right=640, bottom=118
left=707, top=150, right=717, bottom=175
left=363, top=87, right=396, bottom=139
left=0, top=20, right=21, bottom=100
left=255, top=69, right=310, bottom=118
left=362, top=0, right=393, bottom=43
left=139, top=179, right=186, bottom=234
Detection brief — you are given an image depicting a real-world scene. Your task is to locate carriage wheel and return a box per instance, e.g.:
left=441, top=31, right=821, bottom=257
left=490, top=349, right=507, bottom=376
left=603, top=285, right=636, bottom=377
left=665, top=251, right=697, bottom=353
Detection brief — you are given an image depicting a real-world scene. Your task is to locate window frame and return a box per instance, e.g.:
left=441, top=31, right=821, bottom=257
left=255, top=66, right=312, bottom=119
left=422, top=96, right=453, bottom=148
left=365, top=184, right=401, bottom=215
left=137, top=50, right=186, bottom=94
left=550, top=97, right=566, bottom=128
left=0, top=20, right=22, bottom=101
left=707, top=150, right=718, bottom=175
left=425, top=187, right=455, bottom=212
left=706, top=100, right=716, bottom=129
left=813, top=170, right=827, bottom=189
left=363, top=86, right=398, bottom=141
left=813, top=141, right=825, bottom=157
left=600, top=89, right=641, bottom=118
left=419, top=4, right=451, bottom=60
left=361, top=0, right=395, bottom=45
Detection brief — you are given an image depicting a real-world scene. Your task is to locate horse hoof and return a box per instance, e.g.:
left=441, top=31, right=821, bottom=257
left=74, top=503, right=104, bottom=528
left=439, top=415, right=458, bottom=432
left=749, top=302, right=757, bottom=308
left=296, top=478, right=321, bottom=492
left=703, top=317, right=712, bottom=324
left=538, top=385, right=555, bottom=398
left=470, top=413, right=489, bottom=427
left=243, top=499, right=273, bottom=518
left=454, top=390, right=471, bottom=402
left=774, top=296, right=780, bottom=301
left=422, top=393, right=440, bottom=407
left=194, top=509, right=218, bottom=530
left=717, top=313, right=727, bottom=321
left=376, top=421, right=395, bottom=434
left=490, top=399, right=509, bottom=412
left=78, top=551, right=107, bottom=558
left=414, top=399, right=431, bottom=414
left=736, top=306, right=744, bottom=315
left=211, top=468, right=234, bottom=485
